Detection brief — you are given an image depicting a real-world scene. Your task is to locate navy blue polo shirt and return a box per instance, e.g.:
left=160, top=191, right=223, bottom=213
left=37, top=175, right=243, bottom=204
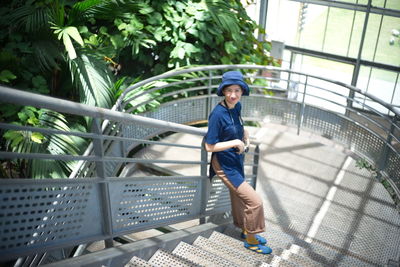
left=205, top=101, right=245, bottom=188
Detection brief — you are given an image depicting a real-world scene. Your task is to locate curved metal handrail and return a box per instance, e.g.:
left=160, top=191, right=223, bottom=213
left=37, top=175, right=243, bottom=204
left=115, top=64, right=399, bottom=117
left=110, top=65, right=399, bottom=200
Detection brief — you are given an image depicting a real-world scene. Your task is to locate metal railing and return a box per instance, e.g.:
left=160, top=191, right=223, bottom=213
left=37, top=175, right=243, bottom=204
left=0, top=64, right=399, bottom=264
left=110, top=64, right=399, bottom=194
left=0, top=85, right=260, bottom=262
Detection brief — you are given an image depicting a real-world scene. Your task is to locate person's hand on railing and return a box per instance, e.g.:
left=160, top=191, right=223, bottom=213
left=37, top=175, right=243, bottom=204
left=235, top=139, right=246, bottom=154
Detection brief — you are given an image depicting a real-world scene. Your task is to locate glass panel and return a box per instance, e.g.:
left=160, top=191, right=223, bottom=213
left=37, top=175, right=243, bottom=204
left=298, top=5, right=328, bottom=51
left=372, top=0, right=386, bottom=8
left=293, top=55, right=354, bottom=84
left=339, top=0, right=368, bottom=3
left=265, top=0, right=301, bottom=45
left=357, top=66, right=371, bottom=91
left=362, top=13, right=382, bottom=61
left=373, top=0, right=400, bottom=9
left=323, top=8, right=356, bottom=56
left=291, top=54, right=354, bottom=113
left=347, top=11, right=366, bottom=58
left=374, top=16, right=400, bottom=66
left=282, top=49, right=292, bottom=68
left=391, top=74, right=400, bottom=106
left=366, top=68, right=398, bottom=104
left=386, top=0, right=400, bottom=10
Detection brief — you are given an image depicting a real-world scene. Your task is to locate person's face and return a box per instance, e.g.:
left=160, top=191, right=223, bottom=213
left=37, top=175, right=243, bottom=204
left=223, top=84, right=242, bottom=106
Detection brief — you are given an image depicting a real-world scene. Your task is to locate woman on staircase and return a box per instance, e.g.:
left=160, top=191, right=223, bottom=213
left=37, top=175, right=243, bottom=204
left=204, top=70, right=272, bottom=254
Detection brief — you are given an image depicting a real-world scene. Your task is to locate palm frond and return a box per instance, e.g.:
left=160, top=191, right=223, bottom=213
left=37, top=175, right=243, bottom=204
left=205, top=0, right=240, bottom=37
left=69, top=53, right=114, bottom=109
left=74, top=0, right=142, bottom=21
left=7, top=3, right=51, bottom=33
left=30, top=110, right=82, bottom=179
left=32, top=40, right=61, bottom=72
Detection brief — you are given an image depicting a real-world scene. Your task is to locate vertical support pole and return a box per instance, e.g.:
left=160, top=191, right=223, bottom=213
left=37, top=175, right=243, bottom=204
left=199, top=137, right=209, bottom=224
left=92, top=119, right=114, bottom=248
left=252, top=144, right=260, bottom=189
left=257, top=0, right=268, bottom=42
left=206, top=70, right=213, bottom=119
left=297, top=75, right=308, bottom=135
left=347, top=0, right=371, bottom=117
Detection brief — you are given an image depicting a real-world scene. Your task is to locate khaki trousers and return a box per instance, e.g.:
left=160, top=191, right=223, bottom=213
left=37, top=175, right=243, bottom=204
left=212, top=156, right=265, bottom=234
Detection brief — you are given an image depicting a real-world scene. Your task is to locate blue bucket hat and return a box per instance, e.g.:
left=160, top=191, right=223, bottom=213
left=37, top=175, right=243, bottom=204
left=217, top=71, right=250, bottom=96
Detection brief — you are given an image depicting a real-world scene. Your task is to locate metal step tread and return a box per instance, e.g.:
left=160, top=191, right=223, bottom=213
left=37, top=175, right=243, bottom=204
left=264, top=208, right=394, bottom=267
left=126, top=256, right=154, bottom=267
left=172, top=241, right=237, bottom=267
left=193, top=235, right=264, bottom=267
left=148, top=249, right=199, bottom=267
left=262, top=222, right=378, bottom=267
left=209, top=231, right=311, bottom=267
left=221, top=228, right=321, bottom=267
left=262, top=187, right=400, bottom=248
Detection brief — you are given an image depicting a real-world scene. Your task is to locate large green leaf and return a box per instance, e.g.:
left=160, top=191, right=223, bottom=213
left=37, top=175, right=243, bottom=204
left=69, top=53, right=114, bottom=109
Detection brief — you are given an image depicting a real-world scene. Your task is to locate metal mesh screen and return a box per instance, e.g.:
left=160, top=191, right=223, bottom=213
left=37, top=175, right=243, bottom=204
left=144, top=98, right=208, bottom=124
left=0, top=181, right=103, bottom=259
left=303, top=106, right=352, bottom=145
left=109, top=178, right=203, bottom=234
left=386, top=148, right=400, bottom=187
left=205, top=178, right=231, bottom=214
left=348, top=122, right=386, bottom=163
left=243, top=97, right=299, bottom=125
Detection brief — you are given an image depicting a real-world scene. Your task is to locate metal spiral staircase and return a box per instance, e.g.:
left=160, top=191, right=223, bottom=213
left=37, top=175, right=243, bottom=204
left=0, top=65, right=399, bottom=266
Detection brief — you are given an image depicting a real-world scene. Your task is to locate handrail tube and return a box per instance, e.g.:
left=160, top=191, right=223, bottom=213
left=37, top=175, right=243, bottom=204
left=296, top=91, right=394, bottom=138
left=121, top=76, right=216, bottom=109
left=125, top=85, right=211, bottom=113
left=0, top=86, right=206, bottom=137
left=115, top=65, right=399, bottom=117
left=0, top=151, right=204, bottom=165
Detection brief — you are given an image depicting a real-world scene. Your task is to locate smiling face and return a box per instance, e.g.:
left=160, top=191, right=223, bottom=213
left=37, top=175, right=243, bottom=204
left=223, top=84, right=243, bottom=108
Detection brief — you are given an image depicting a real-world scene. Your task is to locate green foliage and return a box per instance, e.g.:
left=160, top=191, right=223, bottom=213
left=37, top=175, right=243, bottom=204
left=0, top=70, right=16, bottom=83
left=355, top=158, right=377, bottom=177
left=1, top=0, right=276, bottom=178
left=2, top=108, right=82, bottom=178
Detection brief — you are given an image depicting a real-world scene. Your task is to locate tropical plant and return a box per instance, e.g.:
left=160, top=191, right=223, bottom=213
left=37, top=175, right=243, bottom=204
left=0, top=0, right=277, bottom=178
left=2, top=107, right=85, bottom=178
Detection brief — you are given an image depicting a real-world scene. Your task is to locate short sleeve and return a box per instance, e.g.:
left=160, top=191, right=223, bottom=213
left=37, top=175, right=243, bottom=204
left=205, top=111, right=221, bottom=145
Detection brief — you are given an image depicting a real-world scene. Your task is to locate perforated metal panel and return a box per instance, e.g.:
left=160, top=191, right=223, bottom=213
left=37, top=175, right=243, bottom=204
left=205, top=178, right=231, bottom=214
left=173, top=241, right=234, bottom=267
left=303, top=106, right=351, bottom=143
left=347, top=122, right=386, bottom=163
left=149, top=249, right=198, bottom=267
left=0, top=181, right=103, bottom=259
left=126, top=256, right=153, bottom=267
left=144, top=98, right=208, bottom=124
left=386, top=147, right=400, bottom=186
left=193, top=235, right=261, bottom=266
left=109, top=178, right=203, bottom=234
left=243, top=97, right=300, bottom=125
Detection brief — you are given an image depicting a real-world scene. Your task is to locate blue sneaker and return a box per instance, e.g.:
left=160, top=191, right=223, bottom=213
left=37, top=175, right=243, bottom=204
left=241, top=232, right=267, bottom=245
left=244, top=241, right=272, bottom=254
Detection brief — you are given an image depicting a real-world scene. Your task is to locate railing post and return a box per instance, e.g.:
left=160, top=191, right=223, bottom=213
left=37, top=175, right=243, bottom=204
left=297, top=75, right=308, bottom=135
left=199, top=137, right=209, bottom=224
left=252, top=144, right=260, bottom=189
left=206, top=70, right=213, bottom=119
left=92, top=119, right=114, bottom=248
